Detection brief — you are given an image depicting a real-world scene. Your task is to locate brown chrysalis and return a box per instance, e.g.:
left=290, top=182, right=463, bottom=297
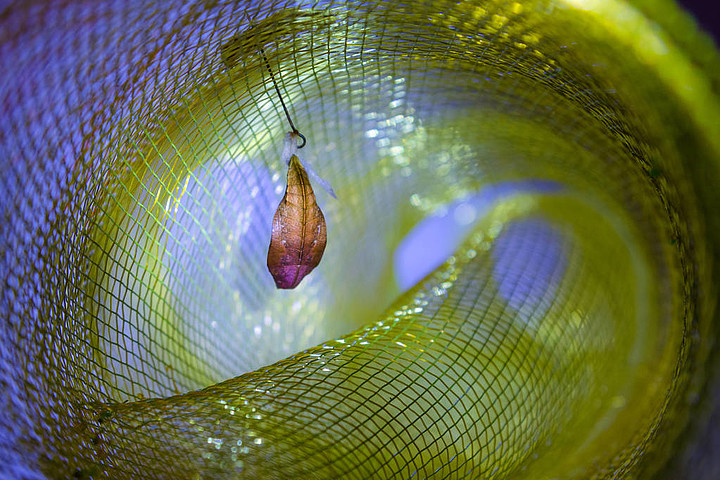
left=249, top=48, right=333, bottom=288
left=267, top=153, right=327, bottom=289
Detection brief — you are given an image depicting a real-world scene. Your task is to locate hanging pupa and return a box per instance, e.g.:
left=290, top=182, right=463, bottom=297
left=255, top=48, right=333, bottom=288
left=267, top=132, right=327, bottom=289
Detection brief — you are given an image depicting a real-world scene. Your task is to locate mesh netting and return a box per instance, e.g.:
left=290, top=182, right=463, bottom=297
left=2, top=0, right=720, bottom=478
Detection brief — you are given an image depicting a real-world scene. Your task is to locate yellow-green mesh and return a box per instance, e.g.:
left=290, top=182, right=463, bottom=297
left=1, top=0, right=719, bottom=479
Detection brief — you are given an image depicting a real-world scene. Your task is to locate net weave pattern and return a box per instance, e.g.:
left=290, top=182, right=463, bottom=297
left=1, top=0, right=719, bottom=479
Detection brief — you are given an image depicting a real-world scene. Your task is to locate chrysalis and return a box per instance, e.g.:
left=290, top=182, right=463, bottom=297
left=267, top=143, right=328, bottom=289
left=253, top=49, right=332, bottom=288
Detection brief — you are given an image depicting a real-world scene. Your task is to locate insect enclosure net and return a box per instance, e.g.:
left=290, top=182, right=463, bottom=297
left=2, top=0, right=720, bottom=478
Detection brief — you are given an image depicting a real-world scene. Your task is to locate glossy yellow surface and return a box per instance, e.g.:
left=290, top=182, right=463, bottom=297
left=1, top=0, right=719, bottom=478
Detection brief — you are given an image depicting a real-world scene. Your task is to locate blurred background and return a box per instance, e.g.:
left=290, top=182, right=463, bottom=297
left=679, top=0, right=719, bottom=39
left=1, top=0, right=720, bottom=478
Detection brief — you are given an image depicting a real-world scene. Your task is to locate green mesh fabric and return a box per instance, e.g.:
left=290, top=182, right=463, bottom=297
left=2, top=0, right=720, bottom=478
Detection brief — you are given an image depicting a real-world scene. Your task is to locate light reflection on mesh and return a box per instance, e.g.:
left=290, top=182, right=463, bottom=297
left=1, top=1, right=719, bottom=479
